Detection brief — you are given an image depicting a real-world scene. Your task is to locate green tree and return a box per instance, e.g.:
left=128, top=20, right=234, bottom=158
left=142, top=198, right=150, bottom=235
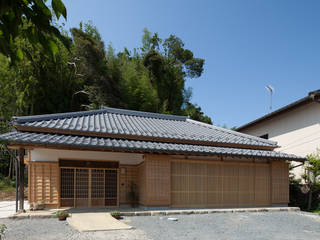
left=141, top=29, right=207, bottom=118
left=0, top=0, right=70, bottom=62
left=0, top=28, right=80, bottom=118
left=70, top=24, right=123, bottom=109
left=184, top=102, right=212, bottom=124
left=304, top=151, right=320, bottom=210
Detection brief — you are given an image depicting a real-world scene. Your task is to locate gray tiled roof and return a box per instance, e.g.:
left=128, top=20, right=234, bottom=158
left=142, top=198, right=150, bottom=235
left=12, top=107, right=277, bottom=148
left=0, top=131, right=304, bottom=161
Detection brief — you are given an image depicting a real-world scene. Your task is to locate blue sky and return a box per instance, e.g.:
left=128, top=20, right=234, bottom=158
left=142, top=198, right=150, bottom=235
left=61, top=0, right=320, bottom=128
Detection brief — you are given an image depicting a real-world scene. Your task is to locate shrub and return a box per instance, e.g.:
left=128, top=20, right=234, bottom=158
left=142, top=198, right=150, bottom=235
left=289, top=180, right=320, bottom=211
left=110, top=211, right=120, bottom=218
left=0, top=224, right=6, bottom=240
left=55, top=210, right=69, bottom=218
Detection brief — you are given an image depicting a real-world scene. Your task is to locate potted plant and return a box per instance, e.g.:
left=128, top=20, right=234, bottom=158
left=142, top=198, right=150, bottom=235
left=110, top=211, right=121, bottom=219
left=55, top=210, right=69, bottom=221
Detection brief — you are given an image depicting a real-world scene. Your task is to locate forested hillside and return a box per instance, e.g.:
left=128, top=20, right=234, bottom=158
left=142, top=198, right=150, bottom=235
left=0, top=22, right=212, bottom=125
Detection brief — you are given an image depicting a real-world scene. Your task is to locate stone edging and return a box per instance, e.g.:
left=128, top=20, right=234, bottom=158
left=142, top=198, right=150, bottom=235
left=8, top=207, right=300, bottom=219
left=120, top=207, right=300, bottom=216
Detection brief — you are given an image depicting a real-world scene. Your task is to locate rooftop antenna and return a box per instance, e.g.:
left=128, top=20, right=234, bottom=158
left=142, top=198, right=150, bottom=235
left=265, top=85, right=274, bottom=112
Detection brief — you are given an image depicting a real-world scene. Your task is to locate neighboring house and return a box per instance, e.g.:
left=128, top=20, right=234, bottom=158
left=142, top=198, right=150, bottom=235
left=0, top=107, right=304, bottom=209
left=237, top=90, right=320, bottom=179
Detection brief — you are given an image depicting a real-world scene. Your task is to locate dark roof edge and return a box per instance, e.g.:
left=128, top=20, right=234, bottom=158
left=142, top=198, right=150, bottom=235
left=187, top=119, right=278, bottom=147
left=2, top=132, right=305, bottom=162
left=236, top=90, right=320, bottom=131
left=12, top=107, right=188, bottom=124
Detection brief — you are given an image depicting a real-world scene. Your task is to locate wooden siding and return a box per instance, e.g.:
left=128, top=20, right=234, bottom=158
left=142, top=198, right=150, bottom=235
left=271, top=161, right=289, bottom=204
left=28, top=162, right=58, bottom=205
left=27, top=154, right=289, bottom=208
left=144, top=155, right=171, bottom=206
left=119, top=165, right=138, bottom=204
left=171, top=159, right=272, bottom=208
left=138, top=162, right=146, bottom=205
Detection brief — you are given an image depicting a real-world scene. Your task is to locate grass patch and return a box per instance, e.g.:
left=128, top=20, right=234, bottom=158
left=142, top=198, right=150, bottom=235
left=0, top=178, right=15, bottom=192
left=312, top=210, right=320, bottom=214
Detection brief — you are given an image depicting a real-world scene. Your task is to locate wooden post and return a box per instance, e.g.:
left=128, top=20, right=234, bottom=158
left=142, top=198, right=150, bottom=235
left=15, top=155, right=19, bottom=212
left=19, top=148, right=25, bottom=211
left=88, top=169, right=92, bottom=207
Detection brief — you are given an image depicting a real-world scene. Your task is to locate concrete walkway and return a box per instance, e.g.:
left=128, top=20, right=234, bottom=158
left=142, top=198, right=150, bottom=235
left=67, top=212, right=132, bottom=232
left=0, top=201, right=29, bottom=218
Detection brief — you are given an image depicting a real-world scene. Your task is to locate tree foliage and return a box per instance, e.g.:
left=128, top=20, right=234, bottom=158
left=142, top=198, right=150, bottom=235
left=0, top=23, right=212, bottom=122
left=0, top=0, right=70, bottom=63
left=303, top=151, right=320, bottom=210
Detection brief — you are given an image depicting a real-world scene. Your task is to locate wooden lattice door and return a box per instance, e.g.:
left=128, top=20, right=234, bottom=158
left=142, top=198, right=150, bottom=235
left=75, top=169, right=89, bottom=207
left=60, top=167, right=118, bottom=207
left=91, top=169, right=105, bottom=206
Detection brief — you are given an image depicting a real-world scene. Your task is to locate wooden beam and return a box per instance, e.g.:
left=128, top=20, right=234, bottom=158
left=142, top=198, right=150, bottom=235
left=19, top=148, right=25, bottom=210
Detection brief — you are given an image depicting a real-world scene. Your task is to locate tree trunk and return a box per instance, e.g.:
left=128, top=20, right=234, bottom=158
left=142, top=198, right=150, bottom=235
left=8, top=157, right=12, bottom=180
left=307, top=184, right=313, bottom=211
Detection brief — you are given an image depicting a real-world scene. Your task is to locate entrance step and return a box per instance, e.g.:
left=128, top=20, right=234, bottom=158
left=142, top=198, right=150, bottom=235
left=67, top=212, right=132, bottom=232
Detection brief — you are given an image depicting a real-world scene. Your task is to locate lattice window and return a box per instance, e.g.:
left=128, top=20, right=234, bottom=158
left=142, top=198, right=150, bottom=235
left=60, top=168, right=74, bottom=198
left=91, top=169, right=104, bottom=198
left=76, top=169, right=89, bottom=198
left=105, top=170, right=117, bottom=199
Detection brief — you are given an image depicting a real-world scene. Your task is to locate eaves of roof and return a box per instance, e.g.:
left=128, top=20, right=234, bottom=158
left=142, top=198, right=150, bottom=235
left=0, top=131, right=306, bottom=162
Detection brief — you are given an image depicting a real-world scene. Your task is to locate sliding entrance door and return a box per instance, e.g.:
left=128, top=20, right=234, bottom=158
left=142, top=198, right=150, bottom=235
left=60, top=168, right=118, bottom=207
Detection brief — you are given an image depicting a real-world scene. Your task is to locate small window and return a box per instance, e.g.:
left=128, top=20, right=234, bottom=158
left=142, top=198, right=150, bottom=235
left=259, top=134, right=269, bottom=139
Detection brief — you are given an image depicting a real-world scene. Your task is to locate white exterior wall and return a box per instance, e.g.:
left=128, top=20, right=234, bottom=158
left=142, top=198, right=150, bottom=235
left=30, top=148, right=144, bottom=165
left=240, top=101, right=320, bottom=179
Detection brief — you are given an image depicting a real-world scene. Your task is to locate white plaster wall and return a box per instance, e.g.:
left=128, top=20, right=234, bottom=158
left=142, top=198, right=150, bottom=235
left=30, top=148, right=144, bottom=165
left=240, top=101, right=320, bottom=179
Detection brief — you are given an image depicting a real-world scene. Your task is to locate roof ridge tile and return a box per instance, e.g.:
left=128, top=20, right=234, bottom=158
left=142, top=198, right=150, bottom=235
left=12, top=107, right=188, bottom=123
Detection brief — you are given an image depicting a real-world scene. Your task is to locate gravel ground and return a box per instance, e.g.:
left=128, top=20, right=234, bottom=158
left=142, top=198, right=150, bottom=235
left=0, top=211, right=320, bottom=240
left=0, top=218, right=149, bottom=240
left=127, top=211, right=320, bottom=240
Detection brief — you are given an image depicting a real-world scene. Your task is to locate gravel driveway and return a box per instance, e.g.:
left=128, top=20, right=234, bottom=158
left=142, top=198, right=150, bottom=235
left=1, top=211, right=320, bottom=240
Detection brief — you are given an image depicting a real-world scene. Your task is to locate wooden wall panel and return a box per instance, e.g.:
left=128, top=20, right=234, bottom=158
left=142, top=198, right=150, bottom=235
left=254, top=164, right=270, bottom=206
left=119, top=165, right=138, bottom=204
left=207, top=163, right=223, bottom=206
left=171, top=161, right=189, bottom=206
left=272, top=161, right=289, bottom=204
left=188, top=162, right=207, bottom=206
left=238, top=164, right=255, bottom=206
left=145, top=155, right=171, bottom=206
left=222, top=163, right=239, bottom=207
left=171, top=159, right=272, bottom=208
left=28, top=162, right=58, bottom=205
left=138, top=163, right=146, bottom=205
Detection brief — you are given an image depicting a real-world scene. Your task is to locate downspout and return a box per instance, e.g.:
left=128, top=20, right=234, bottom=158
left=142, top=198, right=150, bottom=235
left=291, top=163, right=304, bottom=169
